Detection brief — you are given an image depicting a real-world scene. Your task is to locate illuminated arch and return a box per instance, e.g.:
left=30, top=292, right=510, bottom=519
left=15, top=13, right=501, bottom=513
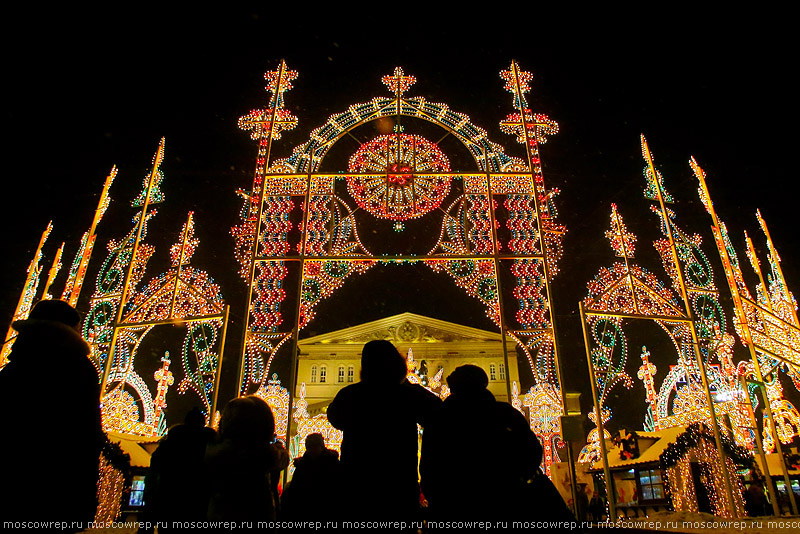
left=234, top=62, right=566, bottom=475
left=270, top=71, right=525, bottom=174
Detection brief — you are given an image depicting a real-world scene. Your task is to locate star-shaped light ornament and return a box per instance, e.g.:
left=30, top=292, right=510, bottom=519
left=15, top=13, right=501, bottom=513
left=500, top=61, right=533, bottom=109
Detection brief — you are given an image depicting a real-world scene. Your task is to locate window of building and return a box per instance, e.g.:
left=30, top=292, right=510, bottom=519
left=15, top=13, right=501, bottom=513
left=489, top=363, right=497, bottom=381
left=499, top=363, right=506, bottom=380
left=347, top=365, right=355, bottom=383
left=320, top=365, right=327, bottom=383
left=129, top=475, right=146, bottom=507
left=310, top=365, right=317, bottom=383
left=637, top=468, right=666, bottom=501
left=338, top=365, right=345, bottom=383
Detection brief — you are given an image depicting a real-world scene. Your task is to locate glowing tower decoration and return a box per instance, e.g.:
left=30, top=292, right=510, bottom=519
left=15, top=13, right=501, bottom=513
left=85, top=139, right=229, bottom=437
left=579, top=137, right=741, bottom=518
left=62, top=167, right=117, bottom=306
left=0, top=222, right=53, bottom=367
left=233, top=61, right=567, bottom=473
left=695, top=159, right=799, bottom=514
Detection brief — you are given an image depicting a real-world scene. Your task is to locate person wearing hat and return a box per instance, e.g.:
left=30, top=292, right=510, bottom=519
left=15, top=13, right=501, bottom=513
left=0, top=299, right=104, bottom=529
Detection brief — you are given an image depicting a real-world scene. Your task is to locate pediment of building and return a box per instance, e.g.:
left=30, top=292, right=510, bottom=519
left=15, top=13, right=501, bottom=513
left=299, top=312, right=503, bottom=346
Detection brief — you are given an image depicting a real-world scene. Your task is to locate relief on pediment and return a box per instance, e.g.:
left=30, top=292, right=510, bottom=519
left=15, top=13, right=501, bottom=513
left=347, top=320, right=489, bottom=344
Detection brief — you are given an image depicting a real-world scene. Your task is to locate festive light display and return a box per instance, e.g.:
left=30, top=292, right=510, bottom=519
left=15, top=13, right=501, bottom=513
left=254, top=374, right=291, bottom=442
left=660, top=423, right=748, bottom=518
left=695, top=158, right=800, bottom=513
left=94, top=441, right=131, bottom=524
left=0, top=221, right=52, bottom=368
left=524, top=383, right=563, bottom=475
left=347, top=134, right=451, bottom=221
left=86, top=142, right=165, bottom=379
left=62, top=167, right=116, bottom=306
left=638, top=347, right=659, bottom=429
left=406, top=348, right=447, bottom=398
left=580, top=137, right=748, bottom=518
left=41, top=242, right=64, bottom=300
left=81, top=141, right=228, bottom=438
left=577, top=407, right=613, bottom=465
left=233, top=61, right=567, bottom=476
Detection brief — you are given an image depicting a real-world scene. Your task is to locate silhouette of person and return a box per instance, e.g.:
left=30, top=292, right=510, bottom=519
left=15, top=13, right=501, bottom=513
left=281, top=433, right=342, bottom=519
left=420, top=364, right=541, bottom=519
left=588, top=491, right=605, bottom=522
left=576, top=483, right=590, bottom=521
left=143, top=407, right=217, bottom=531
left=0, top=300, right=104, bottom=529
left=204, top=395, right=289, bottom=522
left=421, top=364, right=574, bottom=522
left=327, top=339, right=441, bottom=520
left=744, top=479, right=770, bottom=517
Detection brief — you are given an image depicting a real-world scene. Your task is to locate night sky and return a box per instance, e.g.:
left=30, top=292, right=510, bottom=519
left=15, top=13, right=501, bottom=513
left=3, top=9, right=798, bottom=430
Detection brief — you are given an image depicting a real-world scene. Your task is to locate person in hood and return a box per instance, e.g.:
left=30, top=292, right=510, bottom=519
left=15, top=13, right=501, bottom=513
left=0, top=299, right=104, bottom=529
left=420, top=364, right=559, bottom=520
left=281, top=433, right=342, bottom=519
left=327, top=339, right=441, bottom=520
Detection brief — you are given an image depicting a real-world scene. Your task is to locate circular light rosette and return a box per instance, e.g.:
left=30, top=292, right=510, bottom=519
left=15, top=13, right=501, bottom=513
left=346, top=134, right=451, bottom=221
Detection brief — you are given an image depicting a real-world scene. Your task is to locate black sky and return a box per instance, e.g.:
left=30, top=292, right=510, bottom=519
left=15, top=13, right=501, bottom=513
left=3, top=9, right=798, bottom=426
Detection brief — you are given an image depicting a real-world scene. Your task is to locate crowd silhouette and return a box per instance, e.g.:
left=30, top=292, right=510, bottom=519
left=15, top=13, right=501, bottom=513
left=0, top=302, right=578, bottom=529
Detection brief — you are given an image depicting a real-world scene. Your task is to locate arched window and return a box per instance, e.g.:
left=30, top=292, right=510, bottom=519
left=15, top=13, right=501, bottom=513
left=310, top=365, right=317, bottom=383
left=347, top=365, right=355, bottom=383
left=499, top=363, right=506, bottom=380
left=338, top=365, right=345, bottom=383
left=489, top=363, right=497, bottom=381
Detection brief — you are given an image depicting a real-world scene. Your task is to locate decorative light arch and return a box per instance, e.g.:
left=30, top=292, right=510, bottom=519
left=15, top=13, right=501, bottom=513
left=233, top=61, right=567, bottom=475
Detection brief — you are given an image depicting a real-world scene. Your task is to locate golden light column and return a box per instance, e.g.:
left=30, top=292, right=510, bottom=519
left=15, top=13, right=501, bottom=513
left=62, top=166, right=116, bottom=306
left=1, top=221, right=53, bottom=368
left=41, top=242, right=64, bottom=300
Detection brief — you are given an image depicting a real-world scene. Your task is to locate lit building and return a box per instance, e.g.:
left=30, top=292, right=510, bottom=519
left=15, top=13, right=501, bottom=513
left=297, top=312, right=520, bottom=410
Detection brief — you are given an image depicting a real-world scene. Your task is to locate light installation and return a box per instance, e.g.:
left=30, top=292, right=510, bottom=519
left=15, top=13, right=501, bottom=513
left=83, top=139, right=229, bottom=437
left=579, top=136, right=745, bottom=518
left=0, top=221, right=52, bottom=368
left=62, top=167, right=117, bottom=306
left=254, top=373, right=291, bottom=442
left=41, top=241, right=65, bottom=301
left=233, top=61, right=567, bottom=474
left=695, top=159, right=799, bottom=514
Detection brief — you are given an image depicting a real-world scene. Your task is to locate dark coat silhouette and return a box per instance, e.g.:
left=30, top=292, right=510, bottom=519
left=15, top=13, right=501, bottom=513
left=144, top=408, right=217, bottom=530
left=281, top=433, right=342, bottom=519
left=744, top=481, right=770, bottom=517
left=327, top=340, right=441, bottom=519
left=588, top=493, right=605, bottom=521
left=0, top=300, right=104, bottom=528
left=421, top=364, right=570, bottom=521
left=204, top=396, right=289, bottom=522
